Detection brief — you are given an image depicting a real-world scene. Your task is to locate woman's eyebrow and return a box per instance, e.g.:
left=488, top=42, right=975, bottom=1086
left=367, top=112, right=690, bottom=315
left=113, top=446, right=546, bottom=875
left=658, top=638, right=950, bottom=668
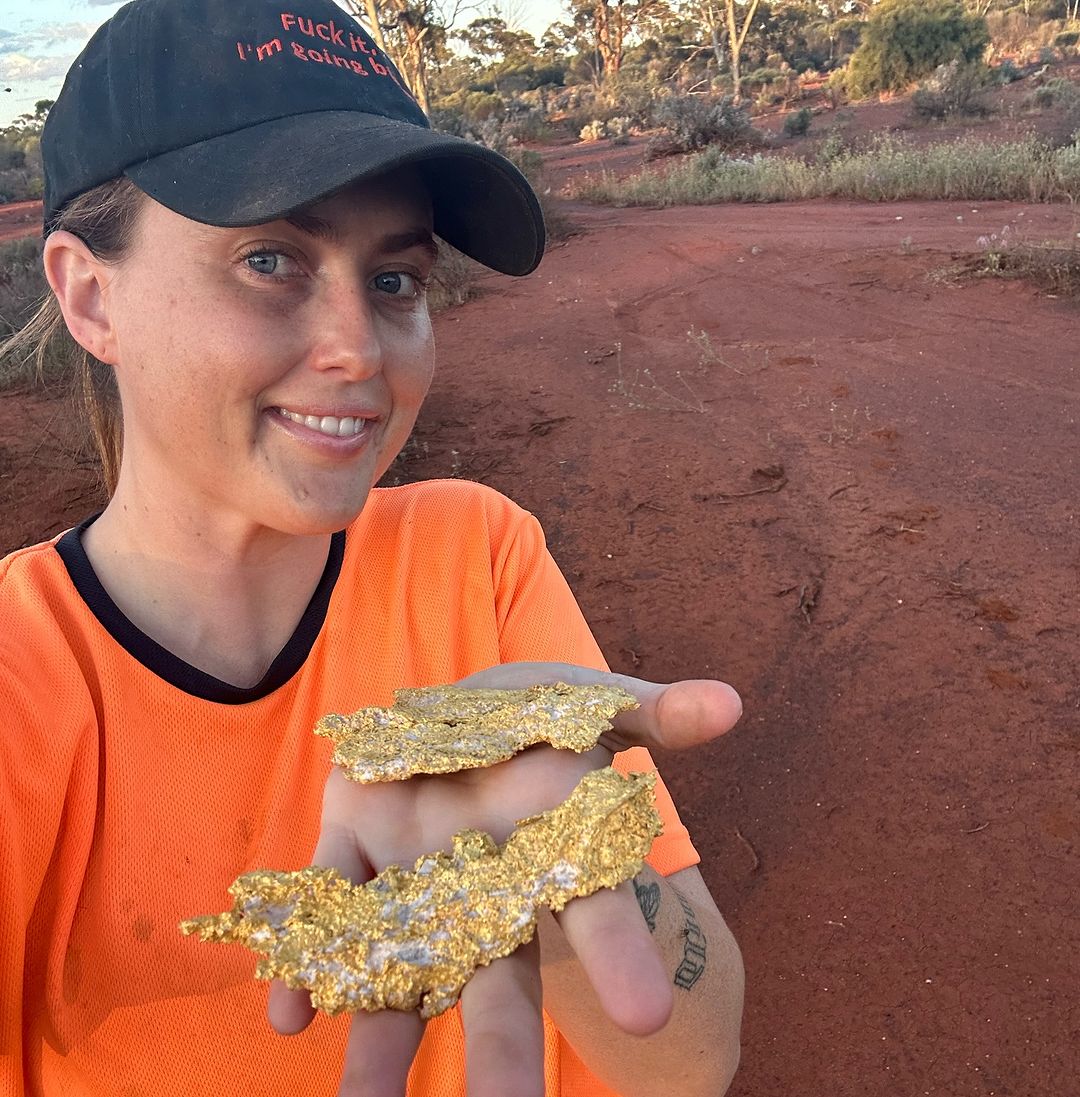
left=285, top=211, right=338, bottom=240
left=381, top=229, right=438, bottom=260
left=281, top=216, right=436, bottom=260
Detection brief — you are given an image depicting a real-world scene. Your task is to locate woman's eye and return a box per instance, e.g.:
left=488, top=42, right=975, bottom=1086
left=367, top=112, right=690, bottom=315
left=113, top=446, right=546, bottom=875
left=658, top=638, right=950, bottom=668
left=373, top=271, right=422, bottom=297
left=246, top=253, right=278, bottom=275
left=243, top=251, right=292, bottom=277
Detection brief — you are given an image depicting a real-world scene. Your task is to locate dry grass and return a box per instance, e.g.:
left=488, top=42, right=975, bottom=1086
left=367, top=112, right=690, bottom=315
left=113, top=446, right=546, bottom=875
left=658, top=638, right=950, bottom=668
left=571, top=134, right=1080, bottom=206
left=971, top=238, right=1080, bottom=295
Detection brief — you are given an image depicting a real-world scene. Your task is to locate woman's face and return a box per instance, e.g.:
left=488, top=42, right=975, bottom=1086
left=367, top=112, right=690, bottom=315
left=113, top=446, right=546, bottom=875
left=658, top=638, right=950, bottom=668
left=100, top=170, right=437, bottom=537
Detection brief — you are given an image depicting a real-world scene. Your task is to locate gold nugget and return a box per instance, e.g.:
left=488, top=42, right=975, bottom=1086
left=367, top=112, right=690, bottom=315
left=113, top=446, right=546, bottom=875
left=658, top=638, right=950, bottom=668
left=181, top=767, right=661, bottom=1018
left=316, top=682, right=639, bottom=782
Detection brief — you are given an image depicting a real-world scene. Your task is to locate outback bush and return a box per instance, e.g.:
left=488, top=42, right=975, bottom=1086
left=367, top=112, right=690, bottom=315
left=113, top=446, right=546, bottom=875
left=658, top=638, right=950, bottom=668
left=645, top=95, right=759, bottom=160
left=816, top=126, right=851, bottom=165
left=0, top=134, right=44, bottom=204
left=0, top=237, right=54, bottom=387
left=1027, top=76, right=1079, bottom=109
left=582, top=116, right=634, bottom=143
left=572, top=134, right=1080, bottom=206
left=430, top=88, right=504, bottom=126
left=993, top=58, right=1024, bottom=84
left=783, top=107, right=813, bottom=136
left=847, top=0, right=990, bottom=98
left=746, top=67, right=783, bottom=87
left=911, top=60, right=991, bottom=120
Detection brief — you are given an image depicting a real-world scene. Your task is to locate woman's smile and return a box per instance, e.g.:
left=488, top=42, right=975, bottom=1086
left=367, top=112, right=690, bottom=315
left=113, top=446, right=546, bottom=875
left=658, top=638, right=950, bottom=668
left=270, top=405, right=381, bottom=452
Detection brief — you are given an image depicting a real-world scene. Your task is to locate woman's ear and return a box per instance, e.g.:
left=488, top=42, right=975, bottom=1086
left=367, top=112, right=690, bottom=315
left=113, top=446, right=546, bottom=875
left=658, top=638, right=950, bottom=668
left=43, top=230, right=120, bottom=364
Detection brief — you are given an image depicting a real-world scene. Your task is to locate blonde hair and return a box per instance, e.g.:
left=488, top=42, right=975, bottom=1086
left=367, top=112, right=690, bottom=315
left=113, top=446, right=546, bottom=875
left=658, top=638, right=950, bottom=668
left=2, top=177, right=145, bottom=495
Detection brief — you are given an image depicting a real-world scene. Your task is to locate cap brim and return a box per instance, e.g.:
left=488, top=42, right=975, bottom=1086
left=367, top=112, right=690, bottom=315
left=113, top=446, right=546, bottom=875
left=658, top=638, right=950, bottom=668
left=124, top=110, right=545, bottom=276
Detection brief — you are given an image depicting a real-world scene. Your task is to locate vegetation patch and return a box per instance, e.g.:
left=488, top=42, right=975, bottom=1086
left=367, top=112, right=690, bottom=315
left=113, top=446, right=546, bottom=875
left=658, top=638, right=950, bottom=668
left=846, top=0, right=990, bottom=98
left=572, top=134, right=1080, bottom=206
left=646, top=96, right=763, bottom=160
left=966, top=238, right=1080, bottom=297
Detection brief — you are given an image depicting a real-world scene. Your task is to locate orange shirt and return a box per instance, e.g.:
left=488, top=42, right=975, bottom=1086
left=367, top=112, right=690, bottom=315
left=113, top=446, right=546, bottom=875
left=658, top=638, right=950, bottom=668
left=0, top=479, right=699, bottom=1097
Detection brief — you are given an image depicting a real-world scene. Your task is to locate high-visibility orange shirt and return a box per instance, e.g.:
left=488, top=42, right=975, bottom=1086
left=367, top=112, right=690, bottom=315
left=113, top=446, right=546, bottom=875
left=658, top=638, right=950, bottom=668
left=0, top=479, right=699, bottom=1097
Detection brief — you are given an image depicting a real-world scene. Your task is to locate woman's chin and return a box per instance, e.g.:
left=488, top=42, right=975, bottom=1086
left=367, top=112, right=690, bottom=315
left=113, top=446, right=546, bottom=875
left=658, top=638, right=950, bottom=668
left=274, top=487, right=375, bottom=537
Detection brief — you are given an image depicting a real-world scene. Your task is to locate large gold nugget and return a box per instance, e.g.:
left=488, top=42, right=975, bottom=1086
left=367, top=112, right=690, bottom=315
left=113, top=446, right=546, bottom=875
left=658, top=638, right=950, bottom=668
left=180, top=767, right=661, bottom=1018
left=315, top=682, right=639, bottom=782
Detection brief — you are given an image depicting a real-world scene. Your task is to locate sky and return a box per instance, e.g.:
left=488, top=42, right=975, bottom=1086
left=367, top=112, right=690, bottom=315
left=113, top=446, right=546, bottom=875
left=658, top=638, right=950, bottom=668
left=0, top=0, right=566, bottom=126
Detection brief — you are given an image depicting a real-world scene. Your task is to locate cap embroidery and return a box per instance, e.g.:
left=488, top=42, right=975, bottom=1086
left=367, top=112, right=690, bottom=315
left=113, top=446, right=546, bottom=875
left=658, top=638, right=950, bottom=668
left=234, top=10, right=414, bottom=98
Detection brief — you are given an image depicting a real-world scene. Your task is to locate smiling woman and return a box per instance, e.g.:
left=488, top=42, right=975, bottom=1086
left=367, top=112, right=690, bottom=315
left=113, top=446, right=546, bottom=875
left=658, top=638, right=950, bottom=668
left=0, top=1, right=744, bottom=1096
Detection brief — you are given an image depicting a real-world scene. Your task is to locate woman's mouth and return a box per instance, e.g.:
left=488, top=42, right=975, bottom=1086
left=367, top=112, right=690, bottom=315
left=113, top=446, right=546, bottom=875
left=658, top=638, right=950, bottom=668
left=275, top=407, right=372, bottom=438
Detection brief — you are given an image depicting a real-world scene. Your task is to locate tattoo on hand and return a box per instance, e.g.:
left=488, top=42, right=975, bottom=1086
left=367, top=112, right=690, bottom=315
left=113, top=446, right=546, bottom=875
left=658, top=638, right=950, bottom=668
left=633, top=877, right=661, bottom=933
left=672, top=887, right=707, bottom=991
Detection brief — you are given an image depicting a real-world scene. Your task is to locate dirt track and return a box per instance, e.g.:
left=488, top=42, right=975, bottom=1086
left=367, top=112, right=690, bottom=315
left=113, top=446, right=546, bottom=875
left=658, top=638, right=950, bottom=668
left=2, top=197, right=1078, bottom=1096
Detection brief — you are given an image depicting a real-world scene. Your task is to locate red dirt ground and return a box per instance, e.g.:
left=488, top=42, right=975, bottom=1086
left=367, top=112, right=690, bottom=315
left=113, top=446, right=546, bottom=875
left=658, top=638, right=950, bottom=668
left=3, top=190, right=1078, bottom=1095
left=0, top=199, right=42, bottom=243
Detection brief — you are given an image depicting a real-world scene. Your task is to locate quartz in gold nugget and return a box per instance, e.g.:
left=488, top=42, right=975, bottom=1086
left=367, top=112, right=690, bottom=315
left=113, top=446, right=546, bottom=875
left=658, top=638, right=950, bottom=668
left=180, top=766, right=661, bottom=1018
left=316, top=682, right=639, bottom=782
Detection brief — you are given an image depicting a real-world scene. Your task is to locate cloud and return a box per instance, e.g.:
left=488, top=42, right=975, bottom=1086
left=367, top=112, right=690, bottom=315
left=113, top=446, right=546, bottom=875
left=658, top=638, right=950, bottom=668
left=0, top=23, right=96, bottom=56
left=0, top=52, right=77, bottom=83
left=32, top=22, right=98, bottom=47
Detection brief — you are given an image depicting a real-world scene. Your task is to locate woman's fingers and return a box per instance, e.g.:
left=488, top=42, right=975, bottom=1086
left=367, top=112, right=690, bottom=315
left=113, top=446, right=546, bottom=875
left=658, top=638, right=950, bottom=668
left=269, top=801, right=375, bottom=1037
left=337, top=1009, right=425, bottom=1097
left=554, top=881, right=673, bottom=1036
left=461, top=939, right=546, bottom=1097
left=456, top=662, right=743, bottom=754
left=267, top=979, right=317, bottom=1036
left=602, top=676, right=743, bottom=753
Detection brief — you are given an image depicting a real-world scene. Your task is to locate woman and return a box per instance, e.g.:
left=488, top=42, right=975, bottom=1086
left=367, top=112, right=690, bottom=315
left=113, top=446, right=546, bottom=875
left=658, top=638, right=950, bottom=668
left=0, top=0, right=745, bottom=1095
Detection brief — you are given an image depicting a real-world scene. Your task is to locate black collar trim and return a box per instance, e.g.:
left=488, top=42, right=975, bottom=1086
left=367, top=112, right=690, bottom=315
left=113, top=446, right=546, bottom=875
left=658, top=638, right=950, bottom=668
left=54, top=515, right=346, bottom=705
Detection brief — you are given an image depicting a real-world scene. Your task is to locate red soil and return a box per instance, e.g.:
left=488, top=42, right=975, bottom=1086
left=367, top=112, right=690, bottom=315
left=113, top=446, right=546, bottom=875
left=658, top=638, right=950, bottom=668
left=0, top=199, right=41, bottom=243
left=3, top=200, right=1078, bottom=1093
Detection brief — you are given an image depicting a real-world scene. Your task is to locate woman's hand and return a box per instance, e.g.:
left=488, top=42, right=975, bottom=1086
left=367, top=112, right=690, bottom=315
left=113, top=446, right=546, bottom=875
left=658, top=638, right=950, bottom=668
left=268, top=663, right=742, bottom=1097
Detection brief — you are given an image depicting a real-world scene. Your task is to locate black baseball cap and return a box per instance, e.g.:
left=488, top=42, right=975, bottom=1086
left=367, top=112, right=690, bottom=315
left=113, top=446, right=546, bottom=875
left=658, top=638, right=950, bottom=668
left=42, top=0, right=545, bottom=275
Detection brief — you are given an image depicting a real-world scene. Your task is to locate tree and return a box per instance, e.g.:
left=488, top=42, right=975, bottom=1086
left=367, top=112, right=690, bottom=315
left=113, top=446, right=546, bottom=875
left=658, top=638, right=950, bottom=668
left=455, top=16, right=536, bottom=65
left=344, top=1, right=462, bottom=112
left=723, top=0, right=766, bottom=101
left=682, top=0, right=763, bottom=101
left=562, top=0, right=672, bottom=84
left=846, top=0, right=989, bottom=97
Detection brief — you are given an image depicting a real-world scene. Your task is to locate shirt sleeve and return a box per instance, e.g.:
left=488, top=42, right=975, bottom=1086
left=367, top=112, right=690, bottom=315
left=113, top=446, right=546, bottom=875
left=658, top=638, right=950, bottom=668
left=490, top=500, right=700, bottom=876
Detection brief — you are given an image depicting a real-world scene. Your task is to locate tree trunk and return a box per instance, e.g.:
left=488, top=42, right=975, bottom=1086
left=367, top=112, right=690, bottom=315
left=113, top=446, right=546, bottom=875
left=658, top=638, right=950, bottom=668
left=593, top=0, right=625, bottom=83
left=361, top=0, right=391, bottom=53
left=725, top=0, right=762, bottom=104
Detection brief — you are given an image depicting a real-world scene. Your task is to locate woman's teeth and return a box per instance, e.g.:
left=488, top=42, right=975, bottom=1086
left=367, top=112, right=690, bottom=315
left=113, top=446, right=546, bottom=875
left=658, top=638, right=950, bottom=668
left=278, top=408, right=367, bottom=437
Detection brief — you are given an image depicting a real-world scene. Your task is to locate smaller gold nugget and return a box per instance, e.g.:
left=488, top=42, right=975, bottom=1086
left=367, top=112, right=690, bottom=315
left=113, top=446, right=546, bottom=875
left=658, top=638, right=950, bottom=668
left=316, top=682, right=639, bottom=782
left=180, top=767, right=661, bottom=1018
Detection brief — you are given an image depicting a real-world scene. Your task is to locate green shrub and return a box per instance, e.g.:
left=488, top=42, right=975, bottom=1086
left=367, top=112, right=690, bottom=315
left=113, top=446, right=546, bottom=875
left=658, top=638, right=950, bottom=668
left=847, top=0, right=990, bottom=98
left=646, top=95, right=759, bottom=159
left=783, top=107, right=813, bottom=136
left=1026, top=76, right=1079, bottom=110
left=747, top=67, right=783, bottom=86
left=0, top=133, right=44, bottom=204
left=1055, top=30, right=1080, bottom=48
left=430, top=88, right=504, bottom=126
left=816, top=127, right=851, bottom=165
left=911, top=60, right=991, bottom=119
left=993, top=58, right=1023, bottom=84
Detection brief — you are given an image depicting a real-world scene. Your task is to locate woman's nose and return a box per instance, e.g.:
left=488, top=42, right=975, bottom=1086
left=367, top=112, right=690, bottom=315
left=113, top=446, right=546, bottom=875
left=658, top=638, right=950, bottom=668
left=306, top=281, right=383, bottom=380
